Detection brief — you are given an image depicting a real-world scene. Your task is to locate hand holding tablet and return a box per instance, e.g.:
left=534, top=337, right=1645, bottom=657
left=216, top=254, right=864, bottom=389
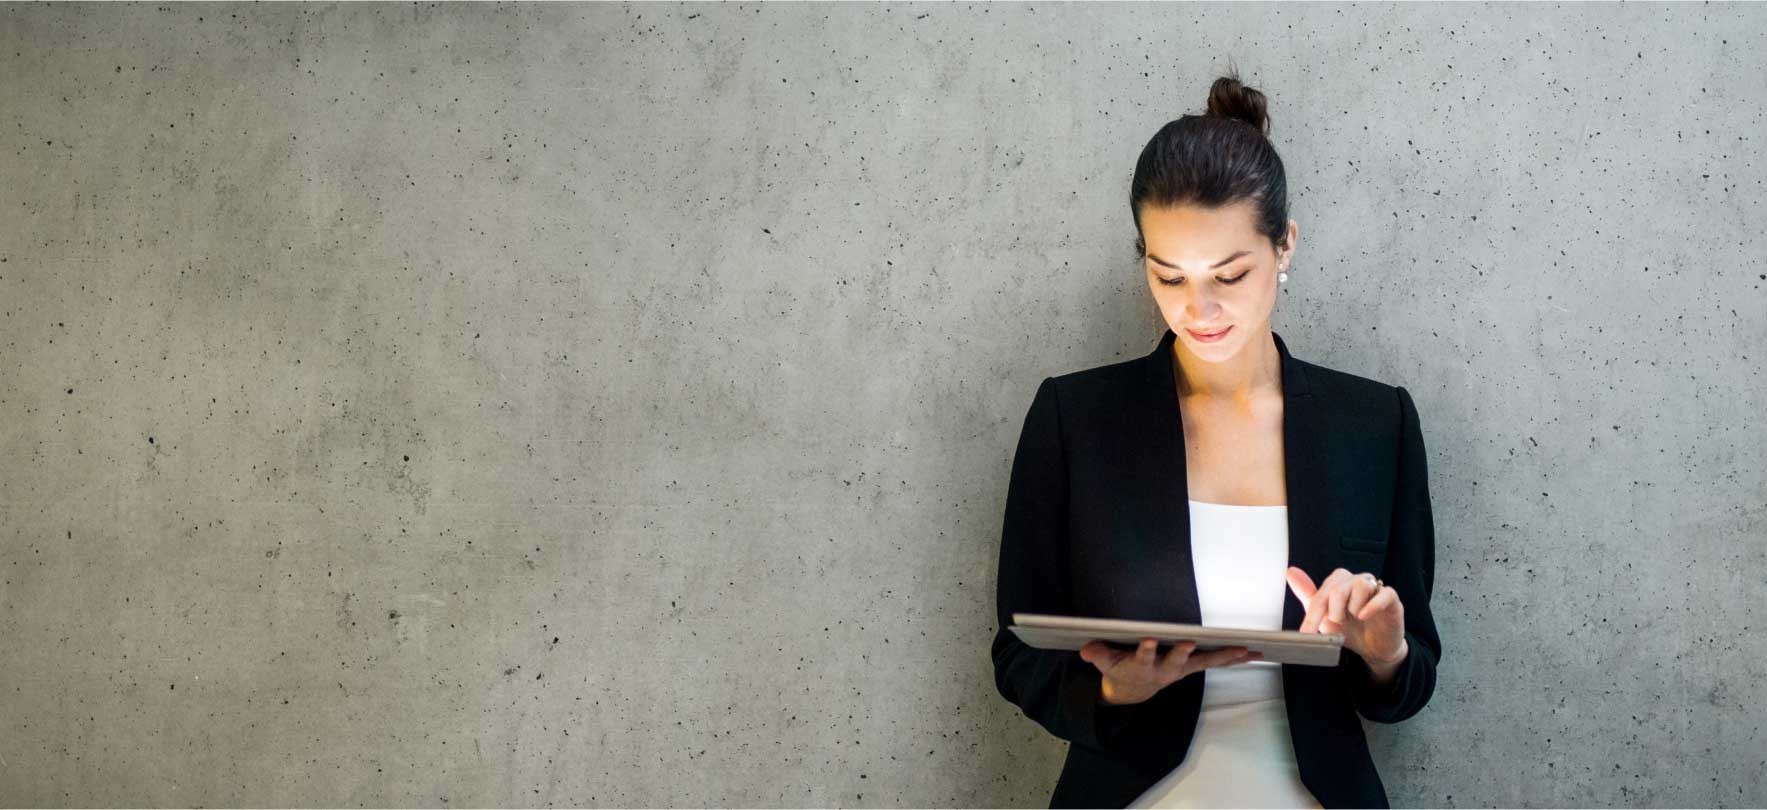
left=1006, top=566, right=1403, bottom=705
left=1010, top=615, right=1335, bottom=675
left=1082, top=636, right=1263, bottom=706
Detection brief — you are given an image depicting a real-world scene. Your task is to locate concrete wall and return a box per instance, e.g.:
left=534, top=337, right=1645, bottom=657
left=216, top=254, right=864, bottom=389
left=2, top=2, right=1762, bottom=806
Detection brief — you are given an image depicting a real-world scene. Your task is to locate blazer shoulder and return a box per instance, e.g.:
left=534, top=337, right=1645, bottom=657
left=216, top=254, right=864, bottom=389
left=1042, top=354, right=1144, bottom=408
left=1296, top=355, right=1410, bottom=425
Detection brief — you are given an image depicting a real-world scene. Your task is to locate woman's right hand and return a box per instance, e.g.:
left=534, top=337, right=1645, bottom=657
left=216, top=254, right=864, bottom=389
left=1080, top=638, right=1263, bottom=705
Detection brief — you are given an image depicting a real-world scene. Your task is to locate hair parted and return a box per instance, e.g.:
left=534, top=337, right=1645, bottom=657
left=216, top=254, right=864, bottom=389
left=1130, top=69, right=1290, bottom=260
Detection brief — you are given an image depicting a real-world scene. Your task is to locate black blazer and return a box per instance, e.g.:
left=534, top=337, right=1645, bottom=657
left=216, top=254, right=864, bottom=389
left=991, top=328, right=1442, bottom=809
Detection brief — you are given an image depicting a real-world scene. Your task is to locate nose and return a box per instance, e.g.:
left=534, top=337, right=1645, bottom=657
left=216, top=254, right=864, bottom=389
left=1185, top=289, right=1224, bottom=323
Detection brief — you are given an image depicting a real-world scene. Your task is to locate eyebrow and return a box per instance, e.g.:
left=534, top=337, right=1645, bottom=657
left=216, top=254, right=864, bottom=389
left=1146, top=250, right=1252, bottom=271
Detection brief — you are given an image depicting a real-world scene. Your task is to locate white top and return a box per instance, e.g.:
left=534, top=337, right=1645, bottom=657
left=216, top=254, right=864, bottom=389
left=1127, top=500, right=1323, bottom=809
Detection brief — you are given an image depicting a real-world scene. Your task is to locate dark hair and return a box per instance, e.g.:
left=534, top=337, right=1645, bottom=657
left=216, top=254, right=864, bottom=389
left=1130, top=71, right=1290, bottom=260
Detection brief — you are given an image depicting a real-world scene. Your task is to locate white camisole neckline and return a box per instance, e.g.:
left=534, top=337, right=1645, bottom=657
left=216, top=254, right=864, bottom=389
left=1188, top=498, right=1287, bottom=509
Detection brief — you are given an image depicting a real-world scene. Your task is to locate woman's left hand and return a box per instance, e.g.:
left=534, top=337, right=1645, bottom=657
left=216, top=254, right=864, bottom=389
left=1286, top=566, right=1407, bottom=667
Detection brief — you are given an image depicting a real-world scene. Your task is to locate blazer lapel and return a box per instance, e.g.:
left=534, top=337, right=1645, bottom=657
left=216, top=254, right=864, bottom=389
left=1136, top=328, right=1338, bottom=633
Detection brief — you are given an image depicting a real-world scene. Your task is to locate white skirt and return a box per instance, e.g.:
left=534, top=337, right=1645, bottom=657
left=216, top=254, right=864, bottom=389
left=1126, top=695, right=1323, bottom=809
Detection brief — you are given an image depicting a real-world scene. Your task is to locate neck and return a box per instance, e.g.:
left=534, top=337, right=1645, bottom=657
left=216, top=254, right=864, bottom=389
left=1172, top=326, right=1281, bottom=402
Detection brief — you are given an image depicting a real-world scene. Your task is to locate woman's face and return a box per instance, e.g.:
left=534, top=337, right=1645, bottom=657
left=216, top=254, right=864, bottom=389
left=1140, top=200, right=1297, bottom=360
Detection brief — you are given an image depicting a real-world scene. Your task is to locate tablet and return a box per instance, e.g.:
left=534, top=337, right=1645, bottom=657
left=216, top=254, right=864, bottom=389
left=1009, top=613, right=1344, bottom=667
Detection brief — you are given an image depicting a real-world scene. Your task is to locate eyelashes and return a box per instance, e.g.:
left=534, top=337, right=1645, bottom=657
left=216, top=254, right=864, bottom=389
left=1155, top=269, right=1251, bottom=287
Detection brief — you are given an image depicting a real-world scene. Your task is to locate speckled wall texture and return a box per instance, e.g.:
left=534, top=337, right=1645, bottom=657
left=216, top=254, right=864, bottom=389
left=2, top=2, right=1763, bottom=807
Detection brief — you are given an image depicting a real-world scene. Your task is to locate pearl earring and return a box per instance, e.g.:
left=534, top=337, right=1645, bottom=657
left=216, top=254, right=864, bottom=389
left=1278, top=265, right=1289, bottom=284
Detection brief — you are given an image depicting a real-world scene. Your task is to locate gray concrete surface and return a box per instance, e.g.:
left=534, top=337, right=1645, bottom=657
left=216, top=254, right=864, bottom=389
left=2, top=2, right=1764, bottom=806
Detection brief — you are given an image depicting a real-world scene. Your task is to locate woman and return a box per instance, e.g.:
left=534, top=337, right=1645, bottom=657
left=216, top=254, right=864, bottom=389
left=991, top=73, right=1443, bottom=809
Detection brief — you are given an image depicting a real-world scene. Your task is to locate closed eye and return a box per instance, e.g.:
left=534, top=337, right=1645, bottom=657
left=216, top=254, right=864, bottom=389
left=1157, top=269, right=1250, bottom=287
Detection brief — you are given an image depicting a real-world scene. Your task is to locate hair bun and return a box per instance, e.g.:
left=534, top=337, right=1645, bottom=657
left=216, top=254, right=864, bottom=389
left=1205, top=74, right=1270, bottom=135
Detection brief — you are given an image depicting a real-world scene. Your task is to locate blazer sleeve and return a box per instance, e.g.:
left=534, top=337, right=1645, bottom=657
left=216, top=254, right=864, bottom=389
left=1346, top=384, right=1444, bottom=724
left=991, top=377, right=1157, bottom=754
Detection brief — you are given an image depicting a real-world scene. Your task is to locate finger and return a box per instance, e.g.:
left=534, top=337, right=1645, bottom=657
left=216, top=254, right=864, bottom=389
left=1158, top=640, right=1197, bottom=677
left=1085, top=640, right=1135, bottom=668
left=1349, top=573, right=1378, bottom=615
left=1184, top=646, right=1253, bottom=675
left=1286, top=566, right=1316, bottom=604
left=1221, top=646, right=1262, bottom=666
left=1302, top=586, right=1330, bottom=633
left=1079, top=641, right=1115, bottom=668
left=1356, top=586, right=1398, bottom=621
left=1327, top=581, right=1351, bottom=627
left=1346, top=575, right=1376, bottom=617
left=1304, top=569, right=1351, bottom=633
left=1136, top=637, right=1160, bottom=668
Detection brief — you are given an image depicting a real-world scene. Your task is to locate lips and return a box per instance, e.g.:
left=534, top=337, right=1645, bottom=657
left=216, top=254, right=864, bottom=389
left=1188, top=326, right=1232, bottom=341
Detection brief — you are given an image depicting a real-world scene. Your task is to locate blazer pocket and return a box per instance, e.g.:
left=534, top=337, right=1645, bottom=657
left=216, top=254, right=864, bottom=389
left=1340, top=534, right=1388, bottom=553
left=1338, top=534, right=1388, bottom=576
